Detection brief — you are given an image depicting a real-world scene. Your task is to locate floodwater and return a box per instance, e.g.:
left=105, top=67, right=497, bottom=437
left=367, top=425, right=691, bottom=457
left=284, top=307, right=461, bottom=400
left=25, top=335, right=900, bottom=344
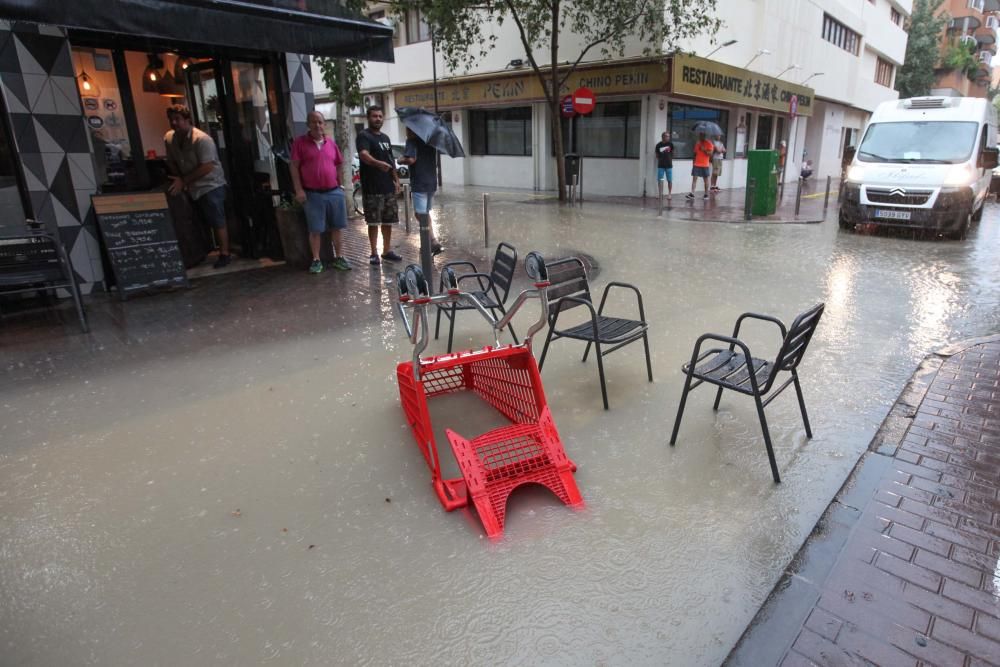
left=2, top=189, right=1000, bottom=666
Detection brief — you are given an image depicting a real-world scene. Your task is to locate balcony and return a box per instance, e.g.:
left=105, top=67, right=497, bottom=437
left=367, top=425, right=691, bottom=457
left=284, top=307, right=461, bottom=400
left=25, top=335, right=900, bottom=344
left=949, top=16, right=982, bottom=32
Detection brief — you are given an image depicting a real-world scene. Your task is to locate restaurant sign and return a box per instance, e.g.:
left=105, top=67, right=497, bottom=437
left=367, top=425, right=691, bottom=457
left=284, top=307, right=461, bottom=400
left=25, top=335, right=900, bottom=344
left=672, top=54, right=813, bottom=117
left=394, top=61, right=669, bottom=110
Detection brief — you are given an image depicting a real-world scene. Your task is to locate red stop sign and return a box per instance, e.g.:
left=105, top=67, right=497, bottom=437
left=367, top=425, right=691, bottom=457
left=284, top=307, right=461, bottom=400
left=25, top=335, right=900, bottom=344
left=572, top=87, right=596, bottom=115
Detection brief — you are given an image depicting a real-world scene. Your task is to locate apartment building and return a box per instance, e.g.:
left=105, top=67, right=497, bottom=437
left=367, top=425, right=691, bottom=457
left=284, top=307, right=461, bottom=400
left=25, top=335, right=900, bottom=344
left=317, top=1, right=910, bottom=193
left=932, top=0, right=998, bottom=98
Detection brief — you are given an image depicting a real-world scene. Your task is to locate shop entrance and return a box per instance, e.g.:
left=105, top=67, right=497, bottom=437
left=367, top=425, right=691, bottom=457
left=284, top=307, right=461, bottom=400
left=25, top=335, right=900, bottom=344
left=186, top=59, right=283, bottom=261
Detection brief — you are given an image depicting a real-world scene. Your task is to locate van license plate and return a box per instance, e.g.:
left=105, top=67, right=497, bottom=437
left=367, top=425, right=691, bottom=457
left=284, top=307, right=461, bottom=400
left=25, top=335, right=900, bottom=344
left=874, top=209, right=911, bottom=220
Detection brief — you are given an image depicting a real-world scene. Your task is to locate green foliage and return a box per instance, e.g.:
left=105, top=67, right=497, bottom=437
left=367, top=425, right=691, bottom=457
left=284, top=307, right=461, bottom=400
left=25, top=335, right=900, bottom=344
left=895, top=0, right=948, bottom=98
left=315, top=58, right=365, bottom=109
left=943, top=39, right=980, bottom=80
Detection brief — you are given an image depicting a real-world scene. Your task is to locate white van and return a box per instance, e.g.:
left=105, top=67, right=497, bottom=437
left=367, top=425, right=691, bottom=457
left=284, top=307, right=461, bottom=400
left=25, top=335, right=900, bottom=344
left=840, top=96, right=998, bottom=238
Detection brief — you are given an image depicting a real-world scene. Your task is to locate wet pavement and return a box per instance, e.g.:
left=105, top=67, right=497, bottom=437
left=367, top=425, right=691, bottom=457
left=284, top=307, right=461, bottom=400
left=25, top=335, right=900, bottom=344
left=728, top=336, right=1000, bottom=667
left=2, top=186, right=1000, bottom=665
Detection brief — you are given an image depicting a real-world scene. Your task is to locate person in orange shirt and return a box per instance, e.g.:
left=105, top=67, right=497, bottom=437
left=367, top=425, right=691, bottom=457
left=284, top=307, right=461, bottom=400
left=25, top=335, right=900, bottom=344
left=686, top=132, right=715, bottom=200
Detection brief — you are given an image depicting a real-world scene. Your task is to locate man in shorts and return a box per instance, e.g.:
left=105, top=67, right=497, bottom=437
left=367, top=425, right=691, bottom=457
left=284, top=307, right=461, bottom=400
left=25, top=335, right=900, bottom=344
left=356, top=106, right=402, bottom=266
left=164, top=104, right=231, bottom=268
left=399, top=127, right=442, bottom=255
left=653, top=131, right=674, bottom=203
left=686, top=132, right=714, bottom=200
left=290, top=110, right=350, bottom=273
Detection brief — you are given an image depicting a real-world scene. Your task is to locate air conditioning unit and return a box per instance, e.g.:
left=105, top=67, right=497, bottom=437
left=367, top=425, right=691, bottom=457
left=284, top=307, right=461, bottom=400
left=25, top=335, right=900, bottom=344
left=904, top=97, right=950, bottom=109
left=987, top=16, right=999, bottom=29
left=979, top=51, right=993, bottom=65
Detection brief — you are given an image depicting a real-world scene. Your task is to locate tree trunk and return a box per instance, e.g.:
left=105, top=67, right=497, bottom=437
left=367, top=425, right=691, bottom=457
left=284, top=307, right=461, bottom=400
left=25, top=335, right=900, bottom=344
left=335, top=58, right=351, bottom=195
left=552, top=2, right=566, bottom=202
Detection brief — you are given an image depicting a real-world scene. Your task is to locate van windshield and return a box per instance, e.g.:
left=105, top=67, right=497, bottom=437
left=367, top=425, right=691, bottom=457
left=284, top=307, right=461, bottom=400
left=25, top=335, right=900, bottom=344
left=856, top=121, right=979, bottom=164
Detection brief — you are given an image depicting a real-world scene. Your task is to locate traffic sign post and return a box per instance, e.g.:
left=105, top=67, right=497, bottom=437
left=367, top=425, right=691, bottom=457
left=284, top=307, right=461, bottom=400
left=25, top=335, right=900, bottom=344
left=560, top=95, right=575, bottom=118
left=789, top=94, right=798, bottom=119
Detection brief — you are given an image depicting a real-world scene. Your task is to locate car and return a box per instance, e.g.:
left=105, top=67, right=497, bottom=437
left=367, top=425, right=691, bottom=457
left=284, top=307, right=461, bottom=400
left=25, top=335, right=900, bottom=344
left=351, top=144, right=409, bottom=214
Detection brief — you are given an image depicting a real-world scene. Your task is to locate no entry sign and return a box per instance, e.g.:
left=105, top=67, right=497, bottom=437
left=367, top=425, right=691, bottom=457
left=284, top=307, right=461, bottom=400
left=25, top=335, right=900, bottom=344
left=561, top=94, right=575, bottom=118
left=572, top=87, right=595, bottom=115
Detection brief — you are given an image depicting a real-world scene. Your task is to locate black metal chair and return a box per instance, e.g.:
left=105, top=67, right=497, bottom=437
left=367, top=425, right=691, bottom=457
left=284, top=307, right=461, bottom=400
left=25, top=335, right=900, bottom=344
left=0, top=224, right=89, bottom=333
left=435, top=242, right=518, bottom=352
left=538, top=257, right=652, bottom=410
left=669, top=303, right=825, bottom=483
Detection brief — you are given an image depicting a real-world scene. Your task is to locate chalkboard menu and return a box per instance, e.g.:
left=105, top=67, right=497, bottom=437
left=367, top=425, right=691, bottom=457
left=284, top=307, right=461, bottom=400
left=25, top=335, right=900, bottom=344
left=93, top=192, right=188, bottom=299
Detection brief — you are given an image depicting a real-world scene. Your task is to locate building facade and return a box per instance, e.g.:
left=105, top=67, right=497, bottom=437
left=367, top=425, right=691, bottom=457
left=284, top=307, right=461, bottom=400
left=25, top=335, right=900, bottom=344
left=931, top=0, right=998, bottom=98
left=323, top=0, right=910, bottom=194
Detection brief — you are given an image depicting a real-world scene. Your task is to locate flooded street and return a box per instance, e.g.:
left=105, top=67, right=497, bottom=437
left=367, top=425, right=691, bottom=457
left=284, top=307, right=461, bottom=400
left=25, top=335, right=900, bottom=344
left=3, top=189, right=1000, bottom=666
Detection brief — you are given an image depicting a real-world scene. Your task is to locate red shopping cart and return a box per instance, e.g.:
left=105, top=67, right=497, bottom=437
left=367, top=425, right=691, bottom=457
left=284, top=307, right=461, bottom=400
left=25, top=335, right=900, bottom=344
left=395, top=253, right=583, bottom=539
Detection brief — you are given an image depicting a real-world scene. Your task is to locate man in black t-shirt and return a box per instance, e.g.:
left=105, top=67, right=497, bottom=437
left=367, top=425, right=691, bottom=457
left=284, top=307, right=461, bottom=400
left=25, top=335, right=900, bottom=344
left=653, top=131, right=674, bottom=202
left=399, top=128, right=442, bottom=255
left=356, top=106, right=401, bottom=266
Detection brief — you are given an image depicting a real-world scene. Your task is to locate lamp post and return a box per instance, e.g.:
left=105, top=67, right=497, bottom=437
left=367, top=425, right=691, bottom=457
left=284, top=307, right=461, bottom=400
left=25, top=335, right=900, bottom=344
left=801, top=72, right=825, bottom=86
left=775, top=64, right=801, bottom=79
left=744, top=49, right=771, bottom=69
left=705, top=39, right=737, bottom=59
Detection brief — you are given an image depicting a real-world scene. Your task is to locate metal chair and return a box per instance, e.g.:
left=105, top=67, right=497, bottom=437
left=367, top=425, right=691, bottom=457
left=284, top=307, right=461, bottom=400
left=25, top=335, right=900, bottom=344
left=669, top=303, right=825, bottom=483
left=435, top=242, right=518, bottom=352
left=537, top=257, right=652, bottom=410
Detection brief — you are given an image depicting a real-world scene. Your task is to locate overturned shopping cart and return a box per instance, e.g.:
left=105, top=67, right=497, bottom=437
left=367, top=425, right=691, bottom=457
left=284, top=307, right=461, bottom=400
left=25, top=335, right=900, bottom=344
left=394, top=253, right=583, bottom=539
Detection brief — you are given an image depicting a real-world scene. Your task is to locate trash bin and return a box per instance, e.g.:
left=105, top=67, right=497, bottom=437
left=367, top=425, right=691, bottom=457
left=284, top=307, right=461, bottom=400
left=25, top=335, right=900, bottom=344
left=747, top=149, right=779, bottom=216
left=564, top=153, right=580, bottom=184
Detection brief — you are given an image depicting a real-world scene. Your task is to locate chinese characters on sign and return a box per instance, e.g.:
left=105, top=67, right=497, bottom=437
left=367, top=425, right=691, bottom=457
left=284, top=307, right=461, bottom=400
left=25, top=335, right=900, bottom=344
left=671, top=54, right=813, bottom=117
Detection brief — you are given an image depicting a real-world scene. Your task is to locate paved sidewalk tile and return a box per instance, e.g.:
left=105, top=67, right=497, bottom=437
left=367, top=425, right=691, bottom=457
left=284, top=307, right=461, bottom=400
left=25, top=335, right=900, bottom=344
left=729, top=340, right=1000, bottom=666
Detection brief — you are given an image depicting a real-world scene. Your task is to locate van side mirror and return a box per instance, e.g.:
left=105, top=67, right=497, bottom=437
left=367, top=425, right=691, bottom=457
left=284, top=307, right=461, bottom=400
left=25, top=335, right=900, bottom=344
left=980, top=146, right=998, bottom=170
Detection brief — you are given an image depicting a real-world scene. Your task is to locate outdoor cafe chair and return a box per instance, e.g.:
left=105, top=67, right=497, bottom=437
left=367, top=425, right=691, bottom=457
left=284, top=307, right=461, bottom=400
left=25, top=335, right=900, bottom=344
left=537, top=256, right=652, bottom=410
left=669, top=303, right=825, bottom=483
left=435, top=242, right=518, bottom=352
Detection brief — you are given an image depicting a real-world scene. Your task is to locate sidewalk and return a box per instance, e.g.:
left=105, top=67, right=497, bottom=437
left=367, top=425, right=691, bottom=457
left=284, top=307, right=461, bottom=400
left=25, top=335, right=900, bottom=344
left=546, top=176, right=839, bottom=224
left=727, top=336, right=1000, bottom=667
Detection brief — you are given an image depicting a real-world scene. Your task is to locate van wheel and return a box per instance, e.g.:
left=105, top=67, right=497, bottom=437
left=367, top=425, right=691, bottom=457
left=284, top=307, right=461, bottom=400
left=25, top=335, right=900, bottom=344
left=972, top=202, right=984, bottom=222
left=949, top=213, right=972, bottom=240
left=838, top=211, right=854, bottom=230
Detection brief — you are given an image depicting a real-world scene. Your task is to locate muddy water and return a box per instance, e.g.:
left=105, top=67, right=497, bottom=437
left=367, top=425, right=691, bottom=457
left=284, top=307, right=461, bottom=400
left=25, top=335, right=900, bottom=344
left=2, top=192, right=1000, bottom=665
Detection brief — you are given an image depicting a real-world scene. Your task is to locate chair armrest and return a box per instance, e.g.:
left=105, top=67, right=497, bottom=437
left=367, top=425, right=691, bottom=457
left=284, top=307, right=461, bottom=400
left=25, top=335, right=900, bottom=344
left=455, top=272, right=493, bottom=293
left=441, top=260, right=478, bottom=274
left=732, top=312, right=787, bottom=340
left=597, top=281, right=646, bottom=321
left=550, top=295, right=600, bottom=337
left=685, top=333, right=761, bottom=390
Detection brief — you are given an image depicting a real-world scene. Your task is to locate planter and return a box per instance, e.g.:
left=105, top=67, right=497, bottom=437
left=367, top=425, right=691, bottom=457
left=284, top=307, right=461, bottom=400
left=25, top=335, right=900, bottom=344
left=274, top=207, right=335, bottom=269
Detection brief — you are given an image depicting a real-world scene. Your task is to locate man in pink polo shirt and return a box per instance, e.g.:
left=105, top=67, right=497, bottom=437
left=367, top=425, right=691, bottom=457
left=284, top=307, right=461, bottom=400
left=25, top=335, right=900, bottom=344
left=290, top=110, right=350, bottom=273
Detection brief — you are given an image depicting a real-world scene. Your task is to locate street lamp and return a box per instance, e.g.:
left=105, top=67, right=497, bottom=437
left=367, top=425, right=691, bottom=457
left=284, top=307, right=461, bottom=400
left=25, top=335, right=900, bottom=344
left=775, top=64, right=801, bottom=79
left=705, top=39, right=737, bottom=59
left=801, top=72, right=825, bottom=85
left=744, top=48, right=771, bottom=69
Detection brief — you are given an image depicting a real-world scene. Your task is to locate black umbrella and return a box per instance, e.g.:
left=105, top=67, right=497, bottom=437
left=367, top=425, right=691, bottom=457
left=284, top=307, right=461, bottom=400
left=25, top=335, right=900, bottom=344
left=396, top=107, right=466, bottom=158
left=692, top=120, right=723, bottom=137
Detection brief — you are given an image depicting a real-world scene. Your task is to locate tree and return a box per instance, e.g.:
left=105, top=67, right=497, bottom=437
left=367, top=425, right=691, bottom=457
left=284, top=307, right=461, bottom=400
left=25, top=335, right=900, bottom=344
left=315, top=0, right=367, bottom=192
left=942, top=39, right=980, bottom=81
left=895, top=0, right=948, bottom=99
left=397, top=0, right=721, bottom=201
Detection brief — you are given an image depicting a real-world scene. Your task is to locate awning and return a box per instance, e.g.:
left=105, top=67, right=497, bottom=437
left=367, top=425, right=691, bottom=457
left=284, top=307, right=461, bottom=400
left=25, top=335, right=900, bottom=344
left=0, top=0, right=394, bottom=62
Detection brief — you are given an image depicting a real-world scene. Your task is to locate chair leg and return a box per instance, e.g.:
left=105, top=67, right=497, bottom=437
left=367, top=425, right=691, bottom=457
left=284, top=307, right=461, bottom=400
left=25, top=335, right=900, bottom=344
left=594, top=341, right=609, bottom=410
left=713, top=387, right=724, bottom=410
left=753, top=393, right=781, bottom=483
left=434, top=306, right=443, bottom=340
left=582, top=341, right=593, bottom=363
left=792, top=372, right=813, bottom=438
left=446, top=303, right=457, bottom=353
left=669, top=371, right=696, bottom=445
left=70, top=284, right=88, bottom=333
left=642, top=333, right=653, bottom=382
left=538, top=328, right=555, bottom=370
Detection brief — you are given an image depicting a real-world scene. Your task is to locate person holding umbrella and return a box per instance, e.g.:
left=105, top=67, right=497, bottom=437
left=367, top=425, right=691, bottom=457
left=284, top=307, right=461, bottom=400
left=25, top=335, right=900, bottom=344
left=398, top=127, right=443, bottom=255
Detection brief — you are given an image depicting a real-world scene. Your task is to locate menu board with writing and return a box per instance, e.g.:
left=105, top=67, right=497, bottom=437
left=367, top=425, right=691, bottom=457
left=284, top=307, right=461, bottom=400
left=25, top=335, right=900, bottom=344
left=92, top=192, right=188, bottom=299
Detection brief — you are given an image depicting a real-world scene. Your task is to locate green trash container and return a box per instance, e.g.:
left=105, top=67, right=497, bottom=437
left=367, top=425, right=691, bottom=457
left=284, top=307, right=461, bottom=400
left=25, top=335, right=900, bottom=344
left=747, top=149, right=779, bottom=216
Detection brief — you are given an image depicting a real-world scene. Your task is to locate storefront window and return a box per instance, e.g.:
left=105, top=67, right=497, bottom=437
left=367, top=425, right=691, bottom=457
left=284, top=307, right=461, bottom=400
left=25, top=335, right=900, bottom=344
left=231, top=61, right=278, bottom=189
left=562, top=101, right=641, bottom=158
left=756, top=114, right=774, bottom=149
left=72, top=47, right=133, bottom=189
left=735, top=112, right=751, bottom=158
left=470, top=107, right=532, bottom=156
left=668, top=103, right=729, bottom=160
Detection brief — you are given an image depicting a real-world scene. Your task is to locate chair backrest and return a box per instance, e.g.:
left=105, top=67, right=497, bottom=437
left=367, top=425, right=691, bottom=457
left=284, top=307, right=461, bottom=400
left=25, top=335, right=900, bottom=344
left=543, top=257, right=592, bottom=320
left=488, top=242, right=517, bottom=304
left=772, top=303, right=825, bottom=374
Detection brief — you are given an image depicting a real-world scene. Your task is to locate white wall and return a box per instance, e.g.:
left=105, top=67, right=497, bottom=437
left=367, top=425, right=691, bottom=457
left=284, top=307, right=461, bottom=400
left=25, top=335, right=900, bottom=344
left=467, top=156, right=534, bottom=189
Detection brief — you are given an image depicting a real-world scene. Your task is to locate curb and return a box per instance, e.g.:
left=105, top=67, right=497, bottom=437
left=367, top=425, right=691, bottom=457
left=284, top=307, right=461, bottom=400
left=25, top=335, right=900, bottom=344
left=724, top=332, right=1000, bottom=666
